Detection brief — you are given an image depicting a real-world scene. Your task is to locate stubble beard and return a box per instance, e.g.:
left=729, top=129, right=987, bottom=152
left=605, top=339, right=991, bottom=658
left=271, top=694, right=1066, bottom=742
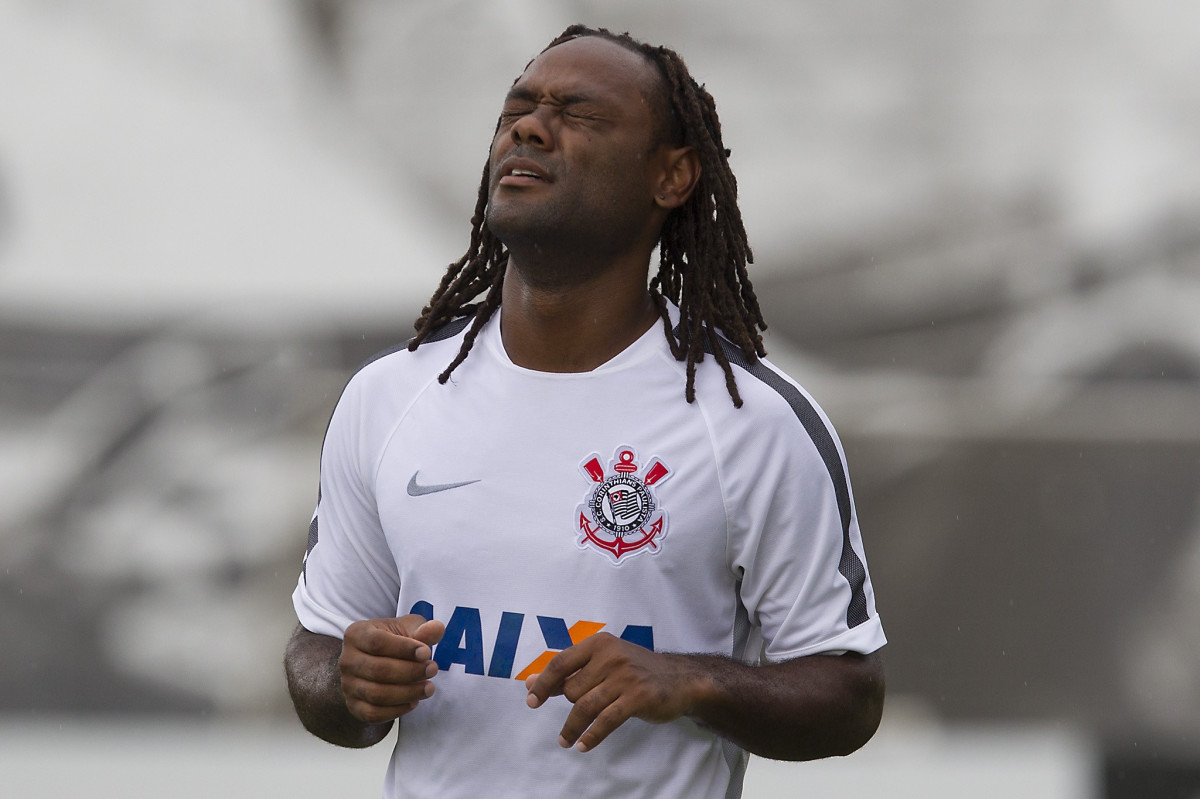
left=486, top=189, right=654, bottom=291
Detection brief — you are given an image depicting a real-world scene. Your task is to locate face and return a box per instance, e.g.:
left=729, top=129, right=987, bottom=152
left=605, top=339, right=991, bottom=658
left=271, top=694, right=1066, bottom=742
left=485, top=36, right=672, bottom=271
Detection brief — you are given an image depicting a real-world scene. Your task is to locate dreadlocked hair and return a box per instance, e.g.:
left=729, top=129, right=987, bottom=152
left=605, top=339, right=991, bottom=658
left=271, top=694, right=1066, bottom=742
left=409, top=24, right=767, bottom=407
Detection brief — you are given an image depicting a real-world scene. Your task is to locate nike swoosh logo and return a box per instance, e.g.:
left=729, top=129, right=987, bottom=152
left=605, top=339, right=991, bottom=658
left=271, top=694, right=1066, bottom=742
left=407, top=472, right=481, bottom=496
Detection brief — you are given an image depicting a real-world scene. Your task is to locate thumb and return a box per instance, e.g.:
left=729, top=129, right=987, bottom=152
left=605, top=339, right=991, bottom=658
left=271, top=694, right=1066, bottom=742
left=413, top=618, right=446, bottom=647
left=371, top=613, right=437, bottom=639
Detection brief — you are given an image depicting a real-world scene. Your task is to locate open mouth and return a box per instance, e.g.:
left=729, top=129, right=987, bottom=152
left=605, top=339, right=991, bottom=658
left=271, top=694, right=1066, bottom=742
left=497, top=157, right=550, bottom=186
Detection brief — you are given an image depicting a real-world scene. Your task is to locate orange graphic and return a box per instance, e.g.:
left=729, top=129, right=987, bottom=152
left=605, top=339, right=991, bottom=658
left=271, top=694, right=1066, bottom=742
left=513, top=620, right=606, bottom=681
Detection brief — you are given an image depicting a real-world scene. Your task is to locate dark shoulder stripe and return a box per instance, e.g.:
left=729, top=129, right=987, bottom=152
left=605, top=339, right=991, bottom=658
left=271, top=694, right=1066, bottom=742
left=423, top=315, right=474, bottom=344
left=710, top=337, right=870, bottom=630
left=354, top=316, right=472, bottom=374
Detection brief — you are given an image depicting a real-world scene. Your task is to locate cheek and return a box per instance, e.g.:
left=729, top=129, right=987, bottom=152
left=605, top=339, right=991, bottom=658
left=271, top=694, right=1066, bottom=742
left=596, top=152, right=656, bottom=199
left=489, top=127, right=515, bottom=164
left=486, top=138, right=509, bottom=192
left=490, top=129, right=508, bottom=156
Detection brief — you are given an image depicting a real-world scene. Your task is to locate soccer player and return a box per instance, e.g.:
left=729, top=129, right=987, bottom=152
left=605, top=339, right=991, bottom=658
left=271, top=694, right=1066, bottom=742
left=285, top=25, right=886, bottom=798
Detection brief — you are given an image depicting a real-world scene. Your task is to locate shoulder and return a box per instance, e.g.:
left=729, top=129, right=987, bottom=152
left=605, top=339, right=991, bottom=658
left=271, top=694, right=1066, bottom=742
left=693, top=337, right=850, bottom=489
left=344, top=316, right=472, bottom=394
left=659, top=311, right=837, bottom=447
left=325, top=316, right=473, bottom=439
left=355, top=316, right=471, bottom=376
left=701, top=338, right=837, bottom=439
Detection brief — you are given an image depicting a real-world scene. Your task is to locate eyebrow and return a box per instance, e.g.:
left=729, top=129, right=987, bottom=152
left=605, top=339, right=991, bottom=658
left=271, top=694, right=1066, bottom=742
left=504, top=86, right=537, bottom=103
left=504, top=86, right=598, bottom=106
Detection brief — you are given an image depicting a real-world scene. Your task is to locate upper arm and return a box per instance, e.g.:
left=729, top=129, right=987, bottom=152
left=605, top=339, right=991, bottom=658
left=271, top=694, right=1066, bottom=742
left=292, top=376, right=401, bottom=638
left=285, top=623, right=340, bottom=673
left=720, top=367, right=886, bottom=660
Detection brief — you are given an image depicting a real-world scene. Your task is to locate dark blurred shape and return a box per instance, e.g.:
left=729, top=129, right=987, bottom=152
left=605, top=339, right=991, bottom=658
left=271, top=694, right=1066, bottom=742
left=0, top=318, right=404, bottom=716
left=296, top=0, right=350, bottom=74
left=758, top=198, right=1200, bottom=740
left=1105, top=748, right=1200, bottom=799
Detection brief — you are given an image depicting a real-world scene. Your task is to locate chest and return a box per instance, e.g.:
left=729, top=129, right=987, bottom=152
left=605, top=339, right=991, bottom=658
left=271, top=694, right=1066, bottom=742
left=372, top=373, right=732, bottom=588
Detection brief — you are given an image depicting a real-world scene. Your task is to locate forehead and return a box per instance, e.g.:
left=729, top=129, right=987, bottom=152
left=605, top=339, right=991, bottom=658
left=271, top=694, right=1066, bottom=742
left=512, top=36, right=661, bottom=104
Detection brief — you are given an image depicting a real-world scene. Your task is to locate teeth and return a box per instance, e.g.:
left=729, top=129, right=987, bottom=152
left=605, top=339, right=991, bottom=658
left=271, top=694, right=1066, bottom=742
left=512, top=169, right=538, bottom=178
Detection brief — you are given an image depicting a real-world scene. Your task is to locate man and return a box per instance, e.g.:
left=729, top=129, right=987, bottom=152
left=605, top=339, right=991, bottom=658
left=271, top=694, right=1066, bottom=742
left=285, top=25, right=886, bottom=798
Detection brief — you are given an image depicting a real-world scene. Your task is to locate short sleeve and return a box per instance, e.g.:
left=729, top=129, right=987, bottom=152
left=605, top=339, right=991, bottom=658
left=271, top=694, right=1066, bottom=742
left=722, top=367, right=885, bottom=661
left=292, top=376, right=401, bottom=639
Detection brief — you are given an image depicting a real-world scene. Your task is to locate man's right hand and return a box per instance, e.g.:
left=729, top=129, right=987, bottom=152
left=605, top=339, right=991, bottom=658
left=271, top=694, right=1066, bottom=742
left=339, top=614, right=446, bottom=724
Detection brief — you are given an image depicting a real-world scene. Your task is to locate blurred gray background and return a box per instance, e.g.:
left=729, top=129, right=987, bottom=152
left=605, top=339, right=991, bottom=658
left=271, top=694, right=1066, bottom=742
left=1, top=1, right=1198, bottom=797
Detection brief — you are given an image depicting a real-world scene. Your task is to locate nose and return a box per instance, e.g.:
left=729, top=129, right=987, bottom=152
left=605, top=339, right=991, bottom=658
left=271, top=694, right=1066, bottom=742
left=510, top=107, right=554, bottom=150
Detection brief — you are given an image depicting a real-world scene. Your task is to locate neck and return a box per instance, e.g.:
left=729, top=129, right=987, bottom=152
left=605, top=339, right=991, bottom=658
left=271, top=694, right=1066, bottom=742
left=498, top=252, right=659, bottom=373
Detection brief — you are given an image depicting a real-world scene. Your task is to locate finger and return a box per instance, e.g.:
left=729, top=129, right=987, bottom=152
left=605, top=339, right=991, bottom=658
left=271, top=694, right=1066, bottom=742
left=385, top=613, right=439, bottom=638
left=571, top=699, right=633, bottom=753
left=340, top=650, right=436, bottom=686
left=524, top=675, right=542, bottom=707
left=345, top=620, right=435, bottom=662
left=555, top=684, right=628, bottom=752
left=375, top=614, right=443, bottom=658
left=342, top=662, right=438, bottom=724
left=559, top=661, right=606, bottom=705
left=343, top=674, right=435, bottom=709
left=525, top=641, right=594, bottom=704
left=523, top=672, right=575, bottom=708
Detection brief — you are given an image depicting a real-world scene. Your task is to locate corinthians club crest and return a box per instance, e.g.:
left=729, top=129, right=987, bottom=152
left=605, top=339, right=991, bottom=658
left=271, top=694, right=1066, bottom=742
left=576, top=446, right=671, bottom=563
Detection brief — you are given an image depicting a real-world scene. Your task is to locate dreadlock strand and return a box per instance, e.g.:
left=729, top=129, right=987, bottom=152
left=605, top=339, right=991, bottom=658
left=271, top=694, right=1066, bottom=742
left=704, top=322, right=744, bottom=408
left=411, top=162, right=497, bottom=347
left=579, top=28, right=767, bottom=404
left=410, top=25, right=768, bottom=406
left=436, top=259, right=505, bottom=385
left=649, top=281, right=686, bottom=361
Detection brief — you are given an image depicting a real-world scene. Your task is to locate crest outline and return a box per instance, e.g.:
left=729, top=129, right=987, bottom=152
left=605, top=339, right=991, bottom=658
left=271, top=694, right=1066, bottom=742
left=575, top=445, right=671, bottom=564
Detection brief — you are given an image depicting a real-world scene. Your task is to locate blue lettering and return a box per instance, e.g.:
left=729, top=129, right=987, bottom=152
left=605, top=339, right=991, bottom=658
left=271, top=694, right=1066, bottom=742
left=434, top=606, right=485, bottom=675
left=535, top=616, right=574, bottom=650
left=407, top=602, right=655, bottom=679
left=619, top=624, right=654, bottom=650
left=486, top=612, right=525, bottom=678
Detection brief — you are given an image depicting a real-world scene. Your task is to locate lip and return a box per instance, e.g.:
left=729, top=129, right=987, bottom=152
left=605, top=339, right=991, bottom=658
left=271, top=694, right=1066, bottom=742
left=496, top=156, right=552, bottom=186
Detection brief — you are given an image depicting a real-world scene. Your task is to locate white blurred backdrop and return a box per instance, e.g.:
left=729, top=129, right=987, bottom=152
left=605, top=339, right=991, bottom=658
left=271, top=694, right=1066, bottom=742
left=2, top=1, right=1199, bottom=797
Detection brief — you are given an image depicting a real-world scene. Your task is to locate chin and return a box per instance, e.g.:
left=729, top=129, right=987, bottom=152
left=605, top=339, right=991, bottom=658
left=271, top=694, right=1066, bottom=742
left=486, top=205, right=557, bottom=247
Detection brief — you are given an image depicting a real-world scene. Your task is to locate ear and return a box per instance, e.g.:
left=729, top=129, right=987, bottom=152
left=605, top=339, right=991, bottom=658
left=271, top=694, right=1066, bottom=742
left=653, top=146, right=700, bottom=210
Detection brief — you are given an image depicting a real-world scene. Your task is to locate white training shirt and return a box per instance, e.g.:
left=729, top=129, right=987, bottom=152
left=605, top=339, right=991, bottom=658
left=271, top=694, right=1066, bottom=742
left=293, top=307, right=886, bottom=799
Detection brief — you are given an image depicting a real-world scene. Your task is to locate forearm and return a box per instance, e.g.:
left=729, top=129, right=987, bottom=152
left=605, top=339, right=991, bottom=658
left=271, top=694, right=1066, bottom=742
left=683, top=650, right=885, bottom=761
left=283, top=624, right=393, bottom=748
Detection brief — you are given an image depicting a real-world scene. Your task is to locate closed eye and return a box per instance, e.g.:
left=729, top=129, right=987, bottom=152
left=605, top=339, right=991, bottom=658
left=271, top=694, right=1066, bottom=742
left=500, top=103, right=535, bottom=119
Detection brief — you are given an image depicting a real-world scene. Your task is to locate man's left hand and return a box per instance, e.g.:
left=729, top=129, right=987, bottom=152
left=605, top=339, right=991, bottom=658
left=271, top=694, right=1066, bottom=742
left=524, top=632, right=710, bottom=752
